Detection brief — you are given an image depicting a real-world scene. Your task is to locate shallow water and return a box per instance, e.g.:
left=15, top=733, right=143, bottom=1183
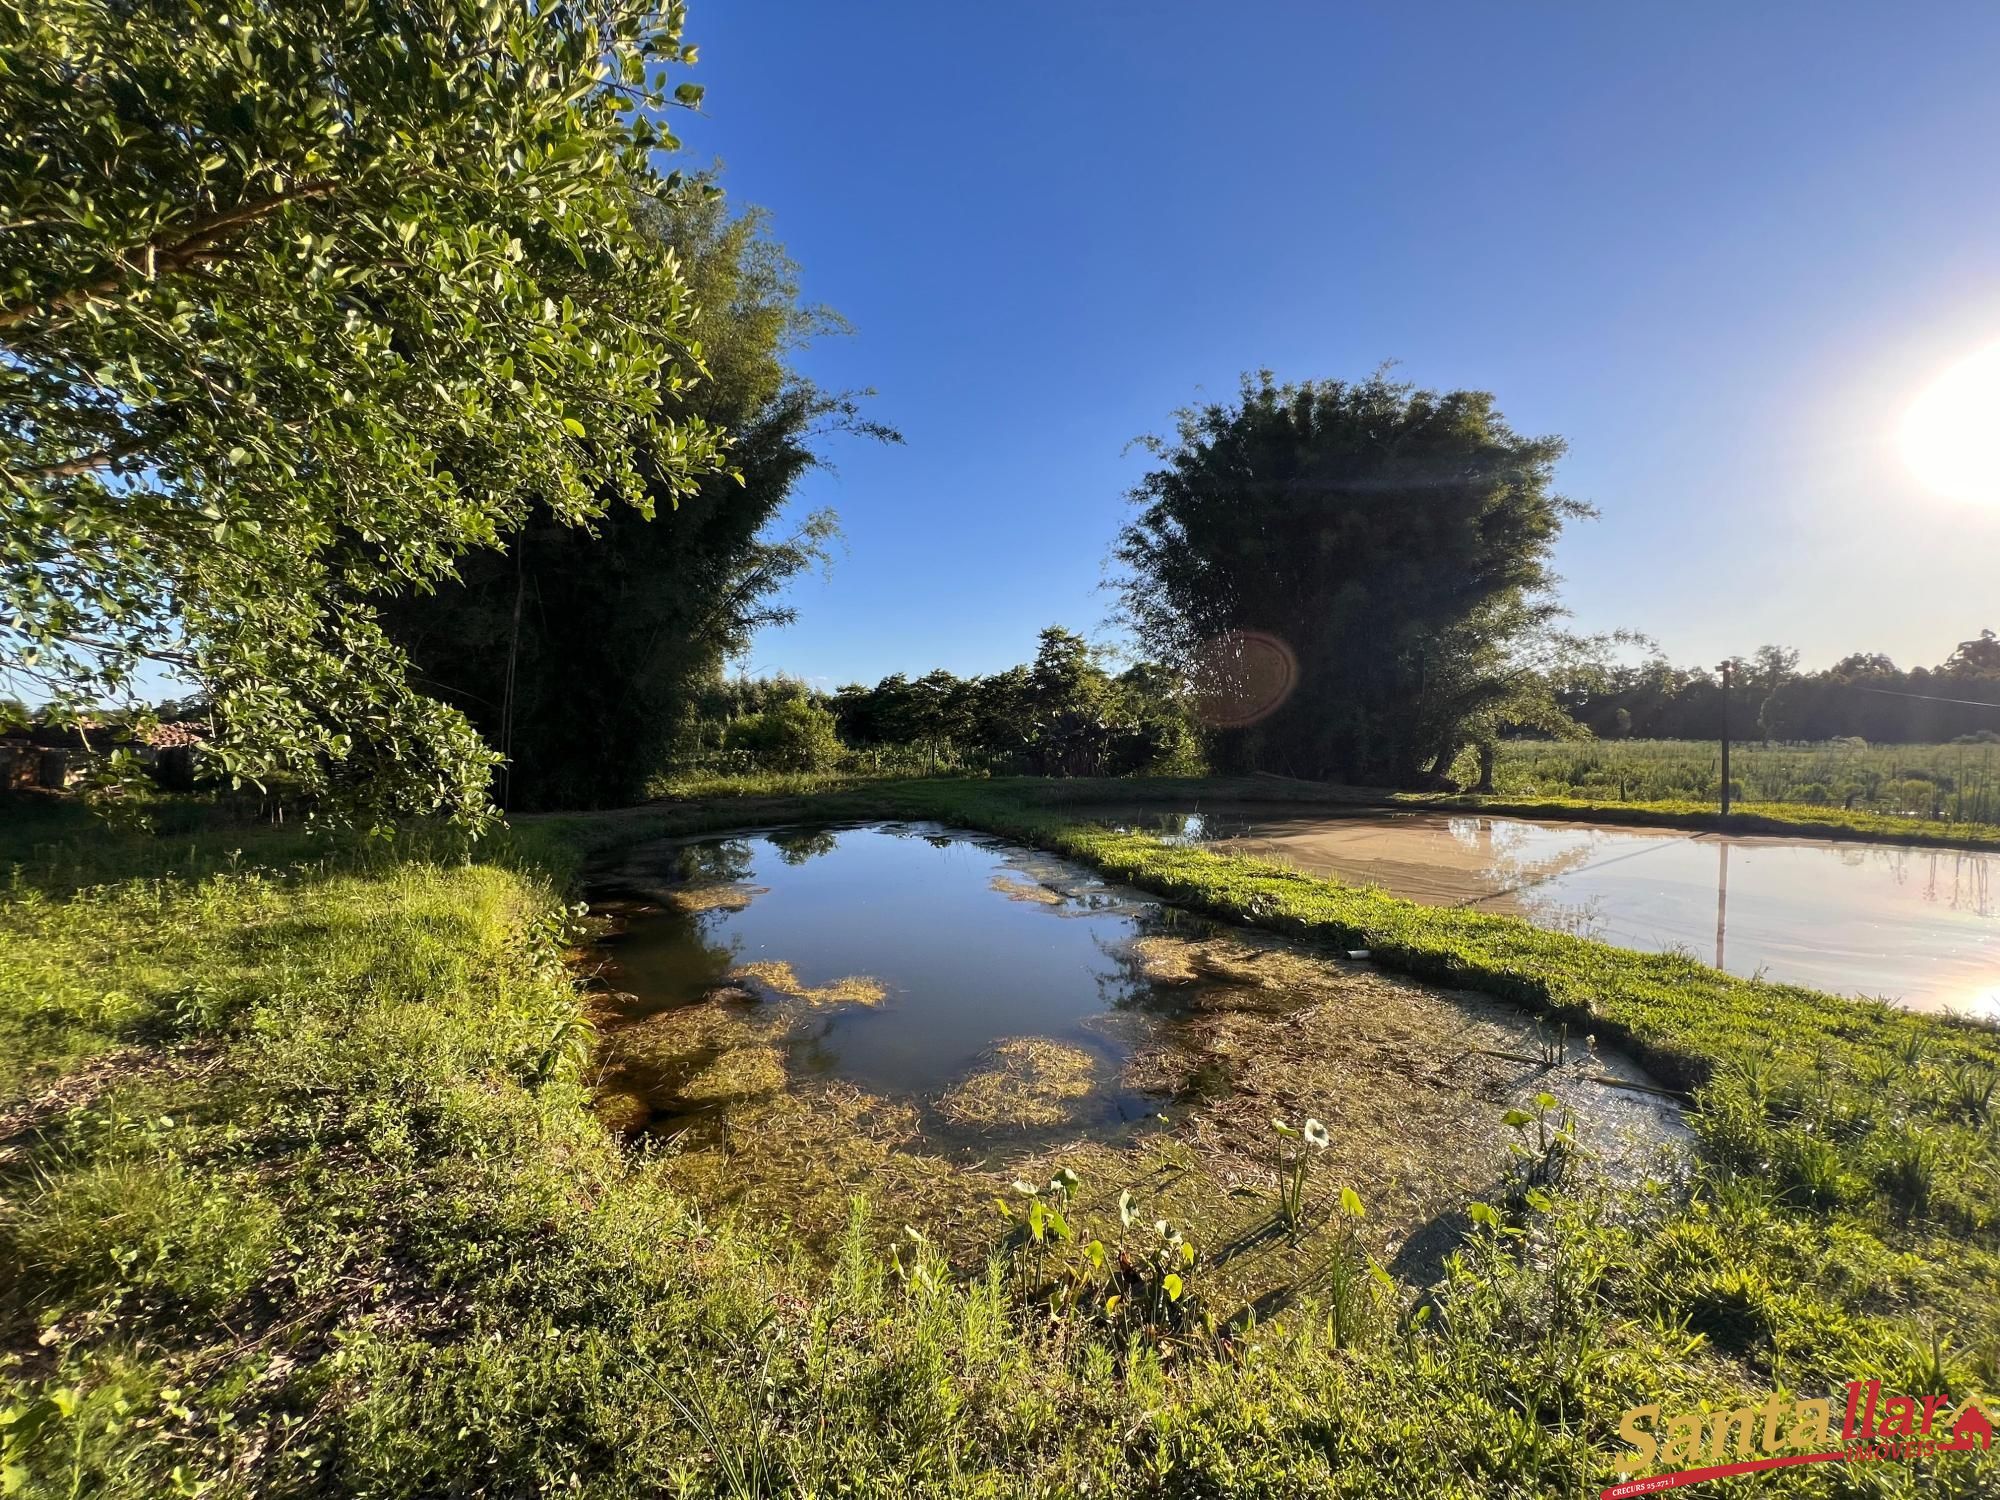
left=592, top=823, right=1158, bottom=1132
left=587, top=824, right=1683, bottom=1190
left=1084, top=805, right=2000, bottom=1019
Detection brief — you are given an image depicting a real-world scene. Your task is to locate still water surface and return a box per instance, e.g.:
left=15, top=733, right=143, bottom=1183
left=588, top=823, right=1683, bottom=1170
left=594, top=824, right=1154, bottom=1120
left=1088, top=806, right=1999, bottom=1018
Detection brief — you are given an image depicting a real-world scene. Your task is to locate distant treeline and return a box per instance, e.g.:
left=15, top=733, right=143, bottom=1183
left=666, top=627, right=1200, bottom=786
left=1553, top=632, right=2000, bottom=745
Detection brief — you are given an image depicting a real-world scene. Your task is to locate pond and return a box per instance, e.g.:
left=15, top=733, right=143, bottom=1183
left=586, top=822, right=1684, bottom=1294
left=1076, top=806, right=2000, bottom=1020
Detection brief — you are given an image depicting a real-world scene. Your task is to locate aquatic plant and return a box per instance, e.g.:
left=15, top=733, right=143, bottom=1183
left=988, top=874, right=1065, bottom=905
left=679, top=1046, right=788, bottom=1101
left=1530, top=1018, right=1569, bottom=1069
left=727, top=959, right=887, bottom=1007
left=11, top=785, right=2000, bottom=1496
left=1271, top=1116, right=1330, bottom=1236
left=994, top=1172, right=1209, bottom=1354
left=938, top=1038, right=1097, bottom=1128
left=1319, top=1185, right=1383, bottom=1349
left=664, top=882, right=762, bottom=914
left=1502, top=1093, right=1575, bottom=1190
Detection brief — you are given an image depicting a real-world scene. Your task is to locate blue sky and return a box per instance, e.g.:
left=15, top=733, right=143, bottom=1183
left=677, top=1, right=2000, bottom=687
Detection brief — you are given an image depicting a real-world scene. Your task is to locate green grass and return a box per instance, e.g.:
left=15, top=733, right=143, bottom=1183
left=1402, top=792, right=2000, bottom=851
left=1466, top=738, right=2000, bottom=829
left=641, top=762, right=2000, bottom=850
left=2, top=789, right=1997, bottom=1496
left=642, top=764, right=919, bottom=801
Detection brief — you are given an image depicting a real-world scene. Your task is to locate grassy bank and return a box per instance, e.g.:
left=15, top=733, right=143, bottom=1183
left=629, top=764, right=2000, bottom=850
left=2, top=789, right=1996, bottom=1496
left=1404, top=791, right=2000, bottom=851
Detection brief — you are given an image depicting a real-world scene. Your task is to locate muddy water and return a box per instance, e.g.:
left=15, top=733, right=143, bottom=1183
left=1085, top=805, right=2000, bottom=1019
left=586, top=823, right=1684, bottom=1283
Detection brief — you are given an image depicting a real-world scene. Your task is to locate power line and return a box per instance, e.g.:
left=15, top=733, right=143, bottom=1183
left=1845, top=685, right=2000, bottom=712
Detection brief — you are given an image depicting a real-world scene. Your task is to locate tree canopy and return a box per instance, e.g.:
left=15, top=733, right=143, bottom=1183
left=1, top=0, right=725, bottom=826
left=1114, top=371, right=1588, bottom=785
left=380, top=186, right=891, bottom=809
left=1550, top=630, right=2000, bottom=745
left=820, top=627, right=1196, bottom=780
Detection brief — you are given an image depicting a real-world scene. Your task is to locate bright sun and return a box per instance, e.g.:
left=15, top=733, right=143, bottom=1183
left=1902, top=342, right=2000, bottom=504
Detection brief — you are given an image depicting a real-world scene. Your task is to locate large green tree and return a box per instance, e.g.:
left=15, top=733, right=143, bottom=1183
left=381, top=188, right=891, bottom=809
left=1114, top=371, right=1588, bottom=785
left=1, top=0, right=725, bottom=826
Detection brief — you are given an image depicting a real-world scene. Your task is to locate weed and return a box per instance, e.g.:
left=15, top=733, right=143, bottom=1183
left=1872, top=1120, right=1944, bottom=1220
left=1773, top=1126, right=1857, bottom=1210
left=1502, top=1092, right=1575, bottom=1191
left=1318, top=1186, right=1381, bottom=1350
left=1939, top=1059, right=1996, bottom=1124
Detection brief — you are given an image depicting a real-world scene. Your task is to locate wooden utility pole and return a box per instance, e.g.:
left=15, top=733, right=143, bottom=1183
left=1717, top=659, right=1733, bottom=816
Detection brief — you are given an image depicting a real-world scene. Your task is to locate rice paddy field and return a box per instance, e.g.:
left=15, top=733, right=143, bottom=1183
left=1472, top=739, right=2000, bottom=827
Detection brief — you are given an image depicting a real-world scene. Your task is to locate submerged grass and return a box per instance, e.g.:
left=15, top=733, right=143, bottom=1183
left=728, top=959, right=888, bottom=1007
left=1, top=788, right=1996, bottom=1496
left=937, top=1037, right=1100, bottom=1129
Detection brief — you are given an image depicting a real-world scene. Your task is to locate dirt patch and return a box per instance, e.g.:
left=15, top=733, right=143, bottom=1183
left=0, top=1043, right=222, bottom=1169
left=938, top=1038, right=1101, bottom=1128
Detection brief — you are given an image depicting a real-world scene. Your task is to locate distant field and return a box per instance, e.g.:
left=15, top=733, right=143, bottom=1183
left=1469, top=738, right=2000, bottom=827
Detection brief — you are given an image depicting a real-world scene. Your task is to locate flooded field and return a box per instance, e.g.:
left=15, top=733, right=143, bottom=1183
left=1084, top=805, right=2000, bottom=1019
left=586, top=823, right=1684, bottom=1298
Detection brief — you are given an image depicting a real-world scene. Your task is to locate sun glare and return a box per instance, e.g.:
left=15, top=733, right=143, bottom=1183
left=1902, top=341, right=2000, bottom=504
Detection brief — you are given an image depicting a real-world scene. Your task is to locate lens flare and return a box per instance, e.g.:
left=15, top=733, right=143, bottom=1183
left=1902, top=342, right=2000, bottom=505
left=1189, top=630, right=1299, bottom=728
